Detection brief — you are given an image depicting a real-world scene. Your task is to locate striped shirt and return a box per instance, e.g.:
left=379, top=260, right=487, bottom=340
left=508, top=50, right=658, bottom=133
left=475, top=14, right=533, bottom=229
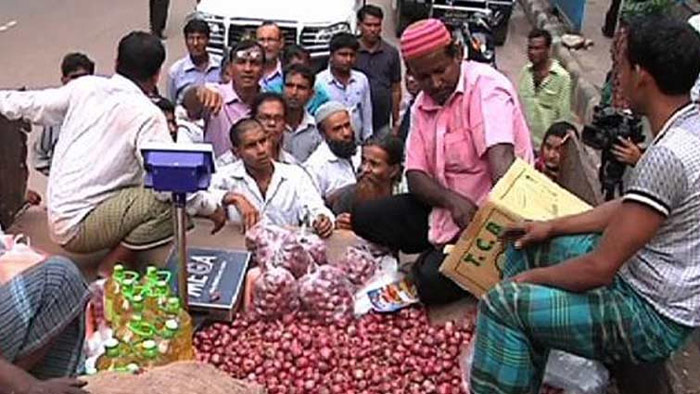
left=620, top=103, right=700, bottom=327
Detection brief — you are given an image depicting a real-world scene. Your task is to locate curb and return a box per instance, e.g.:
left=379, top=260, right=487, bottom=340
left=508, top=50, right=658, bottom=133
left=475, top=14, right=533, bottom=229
left=517, top=0, right=601, bottom=123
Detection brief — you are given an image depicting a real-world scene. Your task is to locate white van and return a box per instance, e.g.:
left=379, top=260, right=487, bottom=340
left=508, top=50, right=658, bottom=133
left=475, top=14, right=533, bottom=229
left=195, top=0, right=363, bottom=62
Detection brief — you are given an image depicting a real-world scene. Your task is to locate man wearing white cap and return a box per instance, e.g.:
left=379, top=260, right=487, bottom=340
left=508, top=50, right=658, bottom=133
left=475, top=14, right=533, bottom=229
left=304, top=101, right=361, bottom=204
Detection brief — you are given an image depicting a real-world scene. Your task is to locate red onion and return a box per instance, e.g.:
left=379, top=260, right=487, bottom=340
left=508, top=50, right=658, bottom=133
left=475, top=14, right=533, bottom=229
left=251, top=267, right=300, bottom=319
left=298, top=266, right=354, bottom=323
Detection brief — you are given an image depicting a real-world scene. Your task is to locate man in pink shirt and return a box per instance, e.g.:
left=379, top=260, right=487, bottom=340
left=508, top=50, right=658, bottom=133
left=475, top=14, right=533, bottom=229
left=352, top=19, right=534, bottom=305
left=186, top=40, right=264, bottom=157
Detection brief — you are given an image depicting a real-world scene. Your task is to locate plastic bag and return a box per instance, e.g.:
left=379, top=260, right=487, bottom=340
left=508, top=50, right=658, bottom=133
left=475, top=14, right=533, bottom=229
left=251, top=267, right=300, bottom=319
left=245, top=222, right=291, bottom=266
left=333, top=245, right=379, bottom=287
left=298, top=265, right=354, bottom=323
left=293, top=231, right=327, bottom=266
left=246, top=223, right=323, bottom=278
left=542, top=350, right=609, bottom=394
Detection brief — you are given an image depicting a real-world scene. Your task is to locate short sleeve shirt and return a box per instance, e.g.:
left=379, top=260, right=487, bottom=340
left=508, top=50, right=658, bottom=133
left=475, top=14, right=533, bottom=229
left=406, top=61, right=534, bottom=245
left=619, top=103, right=700, bottom=327
left=356, top=40, right=402, bottom=130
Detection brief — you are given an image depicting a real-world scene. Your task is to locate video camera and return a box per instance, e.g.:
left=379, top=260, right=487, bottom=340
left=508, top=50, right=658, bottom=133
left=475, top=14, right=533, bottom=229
left=582, top=106, right=645, bottom=201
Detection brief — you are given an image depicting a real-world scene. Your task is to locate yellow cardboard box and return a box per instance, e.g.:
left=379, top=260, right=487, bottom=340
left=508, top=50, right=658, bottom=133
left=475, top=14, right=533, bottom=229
left=439, top=159, right=592, bottom=297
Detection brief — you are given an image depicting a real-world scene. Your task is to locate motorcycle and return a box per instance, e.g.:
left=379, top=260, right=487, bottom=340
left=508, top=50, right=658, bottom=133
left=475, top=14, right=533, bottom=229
left=442, top=10, right=497, bottom=68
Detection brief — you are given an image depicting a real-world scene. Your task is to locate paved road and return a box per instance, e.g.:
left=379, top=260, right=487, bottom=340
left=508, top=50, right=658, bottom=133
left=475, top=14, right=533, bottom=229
left=0, top=0, right=533, bottom=194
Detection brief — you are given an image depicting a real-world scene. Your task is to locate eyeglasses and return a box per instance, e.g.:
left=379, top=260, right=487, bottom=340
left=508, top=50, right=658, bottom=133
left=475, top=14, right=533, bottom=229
left=256, top=114, right=285, bottom=124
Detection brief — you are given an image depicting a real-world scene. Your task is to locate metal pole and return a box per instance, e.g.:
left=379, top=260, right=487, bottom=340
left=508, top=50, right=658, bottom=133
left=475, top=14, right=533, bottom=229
left=173, top=193, right=189, bottom=310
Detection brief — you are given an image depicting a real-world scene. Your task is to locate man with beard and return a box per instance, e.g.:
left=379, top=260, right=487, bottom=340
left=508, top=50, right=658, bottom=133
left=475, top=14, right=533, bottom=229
left=204, top=118, right=334, bottom=236
left=304, top=102, right=360, bottom=202
left=185, top=40, right=264, bottom=157
left=167, top=18, right=221, bottom=104
left=331, top=134, right=403, bottom=230
left=283, top=63, right=322, bottom=163
left=256, top=22, right=285, bottom=91
left=352, top=19, right=533, bottom=305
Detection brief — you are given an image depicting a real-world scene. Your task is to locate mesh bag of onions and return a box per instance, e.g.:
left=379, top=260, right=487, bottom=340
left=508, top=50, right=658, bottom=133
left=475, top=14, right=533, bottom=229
left=246, top=223, right=326, bottom=278
left=251, top=267, right=300, bottom=319
left=245, top=222, right=290, bottom=266
left=332, top=245, right=379, bottom=288
left=298, top=265, right=354, bottom=323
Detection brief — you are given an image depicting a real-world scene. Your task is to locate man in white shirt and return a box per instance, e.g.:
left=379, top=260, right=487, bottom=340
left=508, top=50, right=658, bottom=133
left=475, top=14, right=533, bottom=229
left=206, top=118, right=334, bottom=237
left=0, top=31, right=225, bottom=274
left=304, top=101, right=360, bottom=204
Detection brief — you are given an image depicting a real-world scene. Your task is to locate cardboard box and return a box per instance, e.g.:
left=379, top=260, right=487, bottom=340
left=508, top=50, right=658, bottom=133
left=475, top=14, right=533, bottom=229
left=166, top=247, right=250, bottom=322
left=439, top=159, right=592, bottom=297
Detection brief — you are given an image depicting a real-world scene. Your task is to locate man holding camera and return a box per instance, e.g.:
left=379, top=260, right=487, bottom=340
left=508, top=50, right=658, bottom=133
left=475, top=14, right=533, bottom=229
left=469, top=17, right=700, bottom=394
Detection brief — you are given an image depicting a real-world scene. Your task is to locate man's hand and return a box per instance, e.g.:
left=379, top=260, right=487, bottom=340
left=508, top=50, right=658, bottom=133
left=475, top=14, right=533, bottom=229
left=445, top=193, right=477, bottom=229
left=501, top=221, right=554, bottom=250
left=195, top=86, right=224, bottom=115
left=224, top=193, right=260, bottom=233
left=207, top=206, right=227, bottom=234
left=23, top=378, right=88, bottom=394
left=313, top=215, right=334, bottom=239
left=612, top=138, right=643, bottom=166
left=335, top=213, right=352, bottom=230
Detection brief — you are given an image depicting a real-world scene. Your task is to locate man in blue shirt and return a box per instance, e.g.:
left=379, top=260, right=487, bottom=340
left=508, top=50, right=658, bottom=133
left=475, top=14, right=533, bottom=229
left=316, top=33, right=374, bottom=143
left=167, top=18, right=221, bottom=104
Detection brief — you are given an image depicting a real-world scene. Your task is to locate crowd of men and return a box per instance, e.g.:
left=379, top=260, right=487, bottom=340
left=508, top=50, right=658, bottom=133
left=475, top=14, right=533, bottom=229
left=1, top=2, right=700, bottom=394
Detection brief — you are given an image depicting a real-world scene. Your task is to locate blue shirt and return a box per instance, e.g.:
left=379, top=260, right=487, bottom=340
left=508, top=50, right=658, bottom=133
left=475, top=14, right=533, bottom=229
left=267, top=79, right=331, bottom=115
left=316, top=68, right=374, bottom=142
left=167, top=55, right=221, bottom=104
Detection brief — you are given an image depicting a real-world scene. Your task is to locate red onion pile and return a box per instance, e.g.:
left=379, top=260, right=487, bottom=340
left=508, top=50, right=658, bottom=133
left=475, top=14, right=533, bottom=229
left=333, top=246, right=378, bottom=288
left=195, top=307, right=475, bottom=394
left=251, top=267, right=300, bottom=319
left=298, top=266, right=354, bottom=323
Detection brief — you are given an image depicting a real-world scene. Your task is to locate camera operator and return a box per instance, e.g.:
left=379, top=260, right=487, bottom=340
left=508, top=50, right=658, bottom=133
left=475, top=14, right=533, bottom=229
left=469, top=17, right=700, bottom=394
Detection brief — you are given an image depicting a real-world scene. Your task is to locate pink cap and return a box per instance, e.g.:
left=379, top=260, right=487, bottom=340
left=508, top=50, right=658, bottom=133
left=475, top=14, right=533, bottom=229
left=400, top=19, right=452, bottom=60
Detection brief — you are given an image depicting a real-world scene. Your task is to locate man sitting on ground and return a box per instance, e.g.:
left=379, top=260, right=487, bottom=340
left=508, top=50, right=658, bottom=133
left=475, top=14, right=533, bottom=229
left=470, top=17, right=700, bottom=394
left=204, top=119, right=334, bottom=237
left=352, top=19, right=533, bottom=305
left=332, top=134, right=404, bottom=230
left=304, top=102, right=360, bottom=203
left=0, top=253, right=90, bottom=393
left=0, top=32, right=225, bottom=275
left=282, top=63, right=323, bottom=163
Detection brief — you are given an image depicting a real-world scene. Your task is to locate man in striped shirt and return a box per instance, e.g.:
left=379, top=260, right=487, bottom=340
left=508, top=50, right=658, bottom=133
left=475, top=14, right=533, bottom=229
left=470, top=17, right=700, bottom=394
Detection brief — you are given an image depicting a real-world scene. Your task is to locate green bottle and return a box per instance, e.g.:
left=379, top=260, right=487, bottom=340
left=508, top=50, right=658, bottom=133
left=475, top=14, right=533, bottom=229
left=104, top=265, right=126, bottom=323
left=96, top=338, right=122, bottom=371
left=140, top=339, right=160, bottom=368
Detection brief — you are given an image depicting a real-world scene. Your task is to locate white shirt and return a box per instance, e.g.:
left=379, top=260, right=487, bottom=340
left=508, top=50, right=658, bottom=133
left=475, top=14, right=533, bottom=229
left=215, top=149, right=298, bottom=169
left=0, top=75, right=173, bottom=245
left=205, top=160, right=334, bottom=227
left=175, top=105, right=205, bottom=144
left=303, top=141, right=360, bottom=199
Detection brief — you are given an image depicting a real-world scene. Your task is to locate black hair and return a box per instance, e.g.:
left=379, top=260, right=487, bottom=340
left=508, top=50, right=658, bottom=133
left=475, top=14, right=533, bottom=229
left=281, top=44, right=310, bottom=67
left=364, top=134, right=405, bottom=182
left=284, top=63, right=315, bottom=87
left=625, top=16, right=700, bottom=96
left=228, top=39, right=266, bottom=64
left=183, top=18, right=210, bottom=38
left=251, top=92, right=287, bottom=118
left=61, top=53, right=95, bottom=78
left=116, top=31, right=166, bottom=83
left=528, top=28, right=552, bottom=47
left=330, top=32, right=360, bottom=54
left=543, top=121, right=577, bottom=143
left=229, top=118, right=264, bottom=148
left=153, top=96, right=175, bottom=114
left=357, top=4, right=384, bottom=22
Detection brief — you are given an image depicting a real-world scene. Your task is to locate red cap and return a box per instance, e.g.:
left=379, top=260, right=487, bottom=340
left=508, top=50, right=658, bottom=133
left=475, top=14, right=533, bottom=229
left=400, top=19, right=452, bottom=60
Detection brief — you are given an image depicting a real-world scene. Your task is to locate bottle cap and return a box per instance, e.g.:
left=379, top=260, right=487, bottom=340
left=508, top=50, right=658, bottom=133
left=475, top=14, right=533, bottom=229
left=126, top=363, right=140, bottom=373
left=104, top=338, right=119, bottom=349
left=142, top=340, right=156, bottom=350
left=165, top=319, right=179, bottom=331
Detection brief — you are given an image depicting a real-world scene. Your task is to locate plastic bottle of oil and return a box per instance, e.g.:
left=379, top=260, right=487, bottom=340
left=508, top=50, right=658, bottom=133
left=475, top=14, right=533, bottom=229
left=157, top=319, right=179, bottom=364
left=162, top=298, right=194, bottom=360
left=104, top=264, right=125, bottom=324
left=143, top=266, right=159, bottom=288
left=112, top=274, right=139, bottom=329
left=96, top=338, right=123, bottom=371
left=145, top=280, right=170, bottom=325
left=140, top=339, right=162, bottom=368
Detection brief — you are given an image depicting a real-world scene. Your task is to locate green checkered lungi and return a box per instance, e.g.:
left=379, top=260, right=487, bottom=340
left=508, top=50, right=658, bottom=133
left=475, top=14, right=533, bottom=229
left=64, top=187, right=174, bottom=253
left=469, top=234, right=693, bottom=394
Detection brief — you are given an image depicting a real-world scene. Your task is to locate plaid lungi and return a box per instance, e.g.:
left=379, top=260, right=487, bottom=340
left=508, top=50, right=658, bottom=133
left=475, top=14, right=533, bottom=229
left=64, top=186, right=174, bottom=253
left=0, top=257, right=90, bottom=378
left=470, top=234, right=693, bottom=394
